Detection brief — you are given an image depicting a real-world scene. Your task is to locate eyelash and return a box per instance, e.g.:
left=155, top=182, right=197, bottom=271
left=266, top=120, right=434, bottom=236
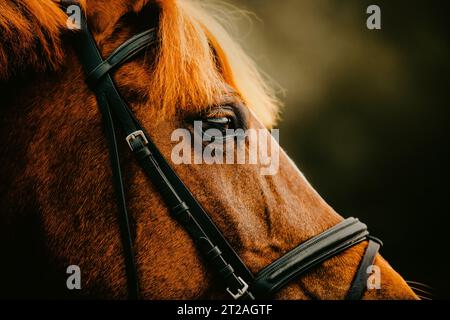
left=200, top=106, right=240, bottom=139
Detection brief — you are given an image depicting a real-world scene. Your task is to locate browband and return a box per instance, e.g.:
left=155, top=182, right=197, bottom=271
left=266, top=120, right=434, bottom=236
left=86, top=29, right=157, bottom=88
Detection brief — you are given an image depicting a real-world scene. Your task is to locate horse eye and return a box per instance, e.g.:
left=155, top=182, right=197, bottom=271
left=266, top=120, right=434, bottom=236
left=194, top=104, right=246, bottom=140
left=199, top=112, right=238, bottom=140
left=202, top=116, right=232, bottom=135
left=206, top=117, right=231, bottom=125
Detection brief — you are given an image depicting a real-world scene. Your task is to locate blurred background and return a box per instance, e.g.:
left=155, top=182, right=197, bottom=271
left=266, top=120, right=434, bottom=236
left=226, top=0, right=449, bottom=298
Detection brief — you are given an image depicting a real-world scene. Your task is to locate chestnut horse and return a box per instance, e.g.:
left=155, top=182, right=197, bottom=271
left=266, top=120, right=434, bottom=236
left=0, top=0, right=417, bottom=299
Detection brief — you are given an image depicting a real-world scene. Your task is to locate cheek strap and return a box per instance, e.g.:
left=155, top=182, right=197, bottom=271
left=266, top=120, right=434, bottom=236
left=69, top=5, right=255, bottom=300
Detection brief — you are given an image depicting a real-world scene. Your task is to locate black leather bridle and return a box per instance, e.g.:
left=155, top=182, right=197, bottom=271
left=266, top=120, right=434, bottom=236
left=61, top=3, right=382, bottom=300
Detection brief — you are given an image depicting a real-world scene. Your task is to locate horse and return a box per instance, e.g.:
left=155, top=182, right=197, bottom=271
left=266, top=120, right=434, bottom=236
left=0, top=0, right=418, bottom=299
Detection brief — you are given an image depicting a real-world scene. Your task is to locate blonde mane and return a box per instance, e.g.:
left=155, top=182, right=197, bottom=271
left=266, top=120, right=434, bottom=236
left=152, top=0, right=280, bottom=127
left=1, top=0, right=280, bottom=127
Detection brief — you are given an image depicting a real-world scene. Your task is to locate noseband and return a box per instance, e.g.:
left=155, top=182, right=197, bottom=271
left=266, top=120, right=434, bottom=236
left=62, top=4, right=382, bottom=300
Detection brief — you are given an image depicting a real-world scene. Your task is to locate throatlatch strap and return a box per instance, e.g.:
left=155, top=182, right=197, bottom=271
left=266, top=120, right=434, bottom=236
left=97, top=95, right=140, bottom=299
left=70, top=11, right=141, bottom=300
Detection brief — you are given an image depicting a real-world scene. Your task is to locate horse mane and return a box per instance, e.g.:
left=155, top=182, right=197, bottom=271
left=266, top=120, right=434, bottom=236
left=1, top=0, right=280, bottom=127
left=152, top=0, right=280, bottom=127
left=0, top=0, right=75, bottom=80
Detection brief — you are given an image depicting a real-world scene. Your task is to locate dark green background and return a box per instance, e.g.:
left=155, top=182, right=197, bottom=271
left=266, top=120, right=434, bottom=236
left=228, top=0, right=449, bottom=298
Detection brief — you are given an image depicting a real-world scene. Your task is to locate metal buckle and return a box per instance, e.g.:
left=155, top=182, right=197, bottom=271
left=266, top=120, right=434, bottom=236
left=126, top=130, right=148, bottom=151
left=226, top=277, right=249, bottom=300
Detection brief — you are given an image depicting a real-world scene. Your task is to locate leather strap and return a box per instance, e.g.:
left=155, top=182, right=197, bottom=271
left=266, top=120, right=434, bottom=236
left=64, top=4, right=383, bottom=301
left=68, top=10, right=142, bottom=300
left=71, top=8, right=254, bottom=300
left=86, top=29, right=157, bottom=88
left=97, top=95, right=140, bottom=299
left=251, top=218, right=372, bottom=298
left=346, top=237, right=382, bottom=300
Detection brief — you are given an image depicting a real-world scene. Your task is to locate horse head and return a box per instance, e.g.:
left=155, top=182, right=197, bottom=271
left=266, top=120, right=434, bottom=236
left=0, top=0, right=417, bottom=299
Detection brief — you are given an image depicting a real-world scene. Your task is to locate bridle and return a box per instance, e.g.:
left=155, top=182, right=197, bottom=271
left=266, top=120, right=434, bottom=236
left=59, top=2, right=382, bottom=300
